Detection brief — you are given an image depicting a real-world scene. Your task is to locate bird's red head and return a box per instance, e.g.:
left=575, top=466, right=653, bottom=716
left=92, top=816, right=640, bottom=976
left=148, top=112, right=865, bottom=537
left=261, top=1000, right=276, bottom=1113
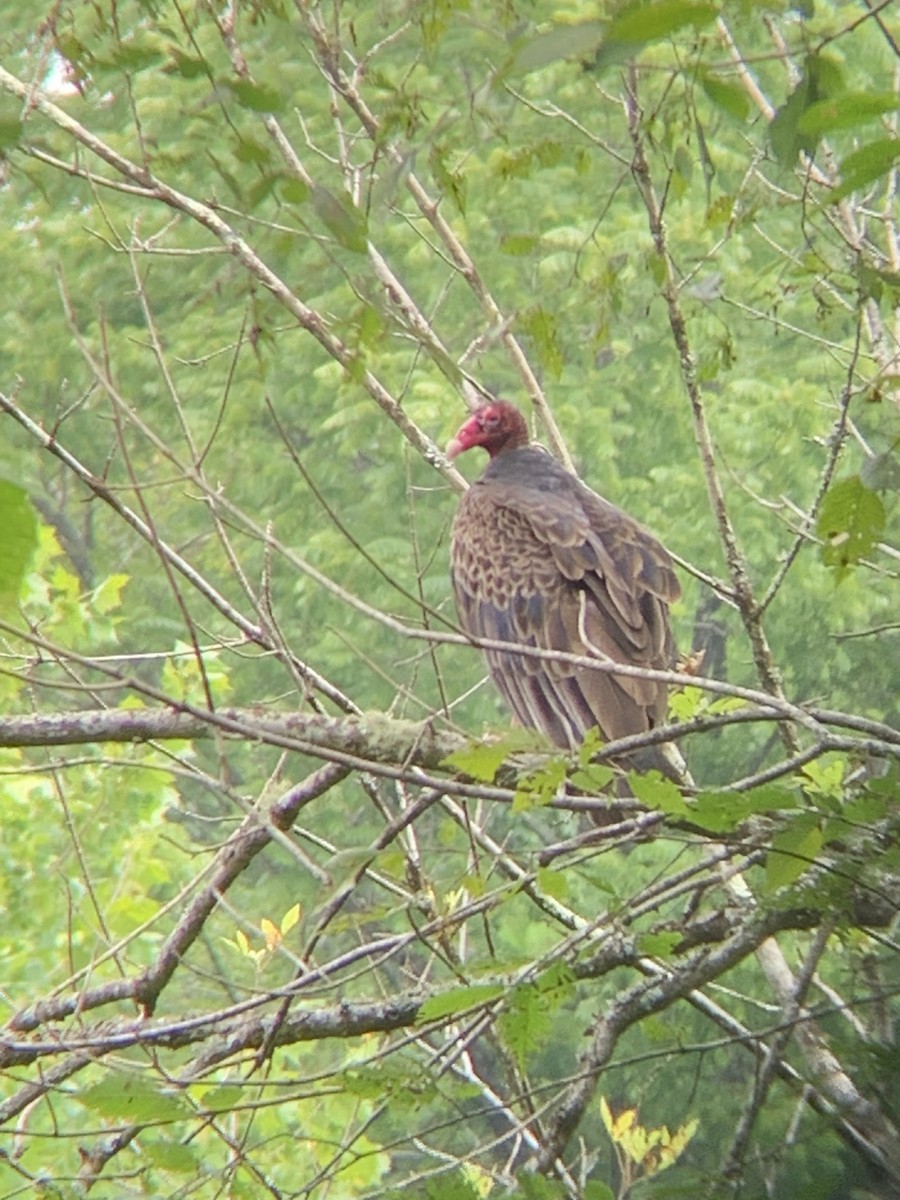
left=447, top=401, right=530, bottom=460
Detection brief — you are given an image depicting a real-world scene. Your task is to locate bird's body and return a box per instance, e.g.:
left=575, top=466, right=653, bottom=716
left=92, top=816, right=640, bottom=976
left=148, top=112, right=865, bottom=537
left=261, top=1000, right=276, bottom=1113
left=448, top=402, right=681, bottom=774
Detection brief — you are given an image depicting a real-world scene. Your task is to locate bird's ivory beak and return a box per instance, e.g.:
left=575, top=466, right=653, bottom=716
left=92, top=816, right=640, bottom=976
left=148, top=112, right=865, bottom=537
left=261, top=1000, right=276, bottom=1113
left=446, top=436, right=465, bottom=459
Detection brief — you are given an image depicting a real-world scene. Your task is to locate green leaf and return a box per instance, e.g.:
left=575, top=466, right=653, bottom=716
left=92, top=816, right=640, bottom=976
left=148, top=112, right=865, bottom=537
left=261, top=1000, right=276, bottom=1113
left=0, top=118, right=24, bottom=151
left=342, top=1062, right=437, bottom=1108
left=165, top=49, right=207, bottom=79
left=279, top=177, right=309, bottom=204
left=499, top=964, right=574, bottom=1071
left=91, top=573, right=128, bottom=615
left=817, top=475, right=886, bottom=578
left=765, top=814, right=823, bottom=892
left=535, top=866, right=570, bottom=900
left=830, top=138, right=900, bottom=202
left=77, top=1074, right=189, bottom=1122
left=519, top=307, right=564, bottom=380
left=443, top=730, right=535, bottom=782
left=797, top=92, right=900, bottom=137
left=507, top=22, right=606, bottom=76
left=226, top=79, right=283, bottom=112
left=605, top=0, right=717, bottom=46
left=111, top=42, right=165, bottom=72
left=769, top=54, right=844, bottom=165
left=857, top=261, right=900, bottom=305
left=691, top=786, right=794, bottom=833
left=636, top=931, right=682, bottom=957
left=417, top=983, right=504, bottom=1024
left=0, top=480, right=38, bottom=614
left=500, top=233, right=539, bottom=256
left=569, top=763, right=615, bottom=792
left=588, top=0, right=717, bottom=73
left=311, top=184, right=368, bottom=253
left=141, top=1139, right=200, bottom=1173
left=234, top=136, right=272, bottom=165
left=511, top=1173, right=568, bottom=1199
left=429, top=143, right=466, bottom=216
left=861, top=451, right=900, bottom=493
left=584, top=1183, right=615, bottom=1200
left=513, top=756, right=567, bottom=810
left=420, top=1171, right=483, bottom=1200
left=247, top=173, right=279, bottom=210
left=628, top=771, right=690, bottom=816
left=199, top=1085, right=244, bottom=1113
left=700, top=72, right=750, bottom=121
left=498, top=984, right=549, bottom=1070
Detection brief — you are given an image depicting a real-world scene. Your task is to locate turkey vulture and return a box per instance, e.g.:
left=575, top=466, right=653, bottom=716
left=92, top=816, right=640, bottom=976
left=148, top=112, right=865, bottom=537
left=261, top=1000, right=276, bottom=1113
left=448, top=400, right=681, bottom=778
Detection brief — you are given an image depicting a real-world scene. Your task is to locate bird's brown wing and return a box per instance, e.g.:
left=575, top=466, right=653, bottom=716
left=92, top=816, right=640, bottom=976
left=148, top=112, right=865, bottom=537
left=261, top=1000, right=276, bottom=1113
left=450, top=477, right=680, bottom=751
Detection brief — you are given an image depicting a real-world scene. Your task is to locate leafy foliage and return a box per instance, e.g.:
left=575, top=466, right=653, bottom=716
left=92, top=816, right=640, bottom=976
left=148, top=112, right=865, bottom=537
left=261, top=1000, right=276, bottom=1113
left=0, top=1, right=897, bottom=1198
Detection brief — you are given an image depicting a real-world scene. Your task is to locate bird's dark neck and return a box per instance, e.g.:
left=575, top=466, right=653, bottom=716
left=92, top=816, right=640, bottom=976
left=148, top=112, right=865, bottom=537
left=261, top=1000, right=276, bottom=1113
left=482, top=445, right=570, bottom=488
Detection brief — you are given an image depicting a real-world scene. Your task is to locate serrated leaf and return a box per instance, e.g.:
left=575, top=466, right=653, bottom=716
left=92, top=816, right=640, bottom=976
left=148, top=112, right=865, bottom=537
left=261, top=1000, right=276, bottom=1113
left=78, top=1075, right=188, bottom=1122
left=498, top=964, right=574, bottom=1071
left=342, top=1061, right=437, bottom=1108
left=570, top=765, right=616, bottom=795
left=498, top=983, right=549, bottom=1070
left=628, top=771, right=690, bottom=816
left=417, top=983, right=504, bottom=1024
left=91, top=573, right=128, bottom=615
left=226, top=78, right=283, bottom=112
left=691, top=788, right=785, bottom=833
left=535, top=866, right=570, bottom=900
left=443, top=729, right=540, bottom=782
left=311, top=184, right=368, bottom=253
left=513, top=757, right=567, bottom=810
left=443, top=742, right=508, bottom=783
left=817, top=475, right=886, bottom=578
left=765, top=815, right=823, bottom=891
left=636, top=931, right=681, bottom=957
left=0, top=480, right=38, bottom=614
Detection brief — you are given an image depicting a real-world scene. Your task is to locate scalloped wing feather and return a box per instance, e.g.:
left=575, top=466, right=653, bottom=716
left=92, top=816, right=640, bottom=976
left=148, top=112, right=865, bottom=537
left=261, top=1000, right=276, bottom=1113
left=450, top=450, right=679, bottom=751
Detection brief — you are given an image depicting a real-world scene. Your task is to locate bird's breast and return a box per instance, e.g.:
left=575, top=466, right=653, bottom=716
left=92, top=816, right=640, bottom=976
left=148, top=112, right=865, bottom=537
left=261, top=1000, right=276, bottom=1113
left=451, top=496, right=561, bottom=605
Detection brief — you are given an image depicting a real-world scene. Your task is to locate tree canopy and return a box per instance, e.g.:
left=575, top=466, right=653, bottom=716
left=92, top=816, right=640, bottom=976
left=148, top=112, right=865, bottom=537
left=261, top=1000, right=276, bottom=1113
left=0, top=1, right=898, bottom=1197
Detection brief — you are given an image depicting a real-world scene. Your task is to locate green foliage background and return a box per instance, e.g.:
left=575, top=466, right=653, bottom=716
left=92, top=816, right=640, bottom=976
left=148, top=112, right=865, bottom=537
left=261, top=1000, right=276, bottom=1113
left=0, top=1, right=897, bottom=1197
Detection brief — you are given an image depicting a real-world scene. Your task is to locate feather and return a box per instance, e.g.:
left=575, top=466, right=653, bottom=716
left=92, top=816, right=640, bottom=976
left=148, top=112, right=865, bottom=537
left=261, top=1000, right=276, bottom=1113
left=448, top=402, right=682, bottom=778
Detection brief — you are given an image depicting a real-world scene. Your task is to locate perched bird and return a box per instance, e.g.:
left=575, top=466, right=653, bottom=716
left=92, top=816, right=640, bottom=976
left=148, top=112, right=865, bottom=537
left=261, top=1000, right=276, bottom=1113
left=448, top=400, right=682, bottom=780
